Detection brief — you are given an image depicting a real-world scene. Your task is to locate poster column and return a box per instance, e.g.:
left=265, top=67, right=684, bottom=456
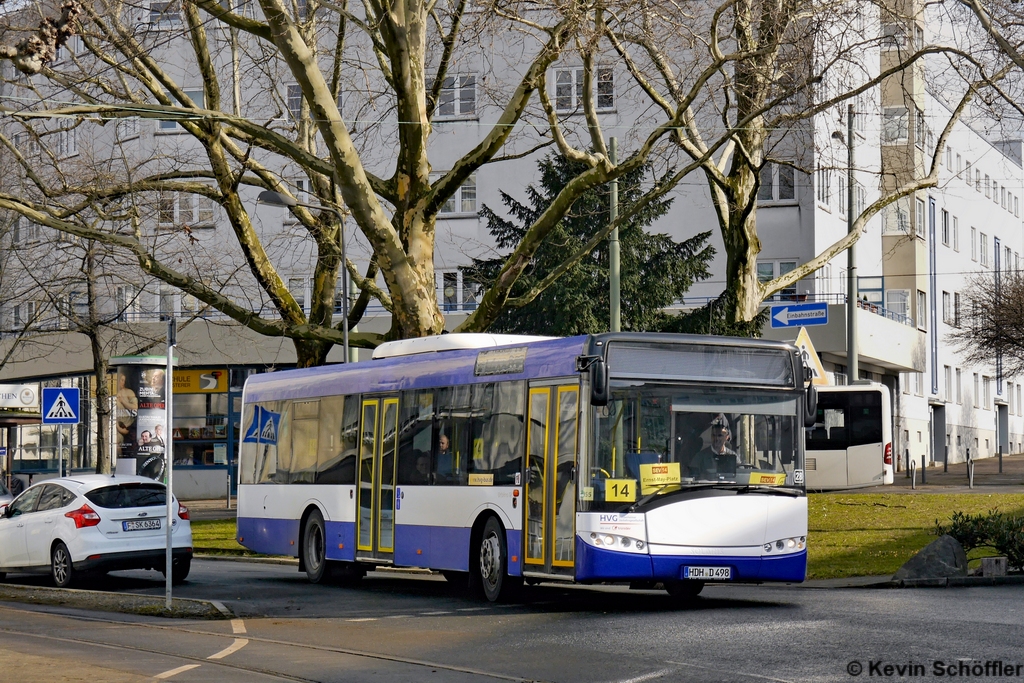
left=109, top=356, right=177, bottom=480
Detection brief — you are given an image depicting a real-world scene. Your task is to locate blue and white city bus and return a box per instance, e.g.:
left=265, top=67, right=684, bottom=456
left=237, top=333, right=815, bottom=601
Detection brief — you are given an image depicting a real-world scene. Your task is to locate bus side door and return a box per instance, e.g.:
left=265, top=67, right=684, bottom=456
left=356, top=395, right=399, bottom=561
left=524, top=383, right=579, bottom=575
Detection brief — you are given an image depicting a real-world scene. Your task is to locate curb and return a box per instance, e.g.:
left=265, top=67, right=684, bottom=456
left=888, top=575, right=1024, bottom=588
left=0, top=583, right=229, bottom=619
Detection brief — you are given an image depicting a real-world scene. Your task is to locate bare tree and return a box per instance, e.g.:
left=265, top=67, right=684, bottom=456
left=0, top=0, right=1016, bottom=361
left=948, top=270, right=1024, bottom=377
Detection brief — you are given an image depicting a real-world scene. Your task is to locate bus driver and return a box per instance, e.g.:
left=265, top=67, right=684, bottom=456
left=689, top=415, right=741, bottom=478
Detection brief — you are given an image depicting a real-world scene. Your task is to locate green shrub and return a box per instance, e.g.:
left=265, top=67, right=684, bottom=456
left=937, top=510, right=1024, bottom=570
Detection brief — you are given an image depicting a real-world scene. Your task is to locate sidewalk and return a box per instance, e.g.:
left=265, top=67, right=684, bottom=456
left=854, top=452, right=1024, bottom=493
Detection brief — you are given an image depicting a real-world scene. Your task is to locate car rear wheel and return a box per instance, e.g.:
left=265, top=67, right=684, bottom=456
left=51, top=542, right=75, bottom=588
left=303, top=509, right=328, bottom=584
left=171, top=557, right=191, bottom=585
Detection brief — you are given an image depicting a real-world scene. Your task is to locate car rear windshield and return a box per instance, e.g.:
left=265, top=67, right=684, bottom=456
left=86, top=483, right=166, bottom=509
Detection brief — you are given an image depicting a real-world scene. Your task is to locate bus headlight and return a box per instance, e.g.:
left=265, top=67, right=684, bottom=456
left=764, top=536, right=806, bottom=554
left=588, top=532, right=646, bottom=551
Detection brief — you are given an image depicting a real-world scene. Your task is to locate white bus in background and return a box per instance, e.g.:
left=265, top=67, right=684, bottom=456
left=805, top=383, right=893, bottom=490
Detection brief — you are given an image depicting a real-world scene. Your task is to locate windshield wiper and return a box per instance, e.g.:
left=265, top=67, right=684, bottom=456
left=628, top=483, right=717, bottom=511
left=730, top=484, right=801, bottom=497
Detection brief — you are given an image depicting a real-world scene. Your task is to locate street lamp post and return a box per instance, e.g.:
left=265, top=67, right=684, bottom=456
left=833, top=105, right=858, bottom=384
left=256, top=190, right=349, bottom=362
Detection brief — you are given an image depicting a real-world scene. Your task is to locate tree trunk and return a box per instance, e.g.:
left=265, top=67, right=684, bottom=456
left=90, top=331, right=112, bottom=474
left=294, top=339, right=333, bottom=368
left=721, top=169, right=763, bottom=325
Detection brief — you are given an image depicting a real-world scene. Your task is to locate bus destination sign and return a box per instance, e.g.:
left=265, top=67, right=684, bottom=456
left=474, top=347, right=528, bottom=376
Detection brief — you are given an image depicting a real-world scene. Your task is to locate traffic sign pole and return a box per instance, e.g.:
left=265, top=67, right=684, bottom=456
left=166, top=319, right=176, bottom=611
left=58, top=427, right=63, bottom=478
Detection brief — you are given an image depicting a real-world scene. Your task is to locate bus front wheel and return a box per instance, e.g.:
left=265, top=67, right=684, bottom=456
left=475, top=516, right=517, bottom=602
left=302, top=509, right=328, bottom=584
left=664, top=580, right=704, bottom=601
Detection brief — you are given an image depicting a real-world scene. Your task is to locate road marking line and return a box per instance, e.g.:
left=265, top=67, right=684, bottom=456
left=456, top=607, right=490, bottom=612
left=230, top=618, right=246, bottom=635
left=385, top=615, right=411, bottom=619
left=614, top=669, right=673, bottom=683
left=207, top=638, right=248, bottom=660
left=420, top=611, right=452, bottom=615
left=154, top=664, right=201, bottom=679
left=666, top=661, right=796, bottom=683
left=347, top=617, right=378, bottom=622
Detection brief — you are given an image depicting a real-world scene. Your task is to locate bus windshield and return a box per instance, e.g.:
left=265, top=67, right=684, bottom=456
left=584, top=382, right=802, bottom=510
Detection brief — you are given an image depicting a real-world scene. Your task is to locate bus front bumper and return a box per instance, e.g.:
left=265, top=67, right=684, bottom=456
left=574, top=538, right=807, bottom=583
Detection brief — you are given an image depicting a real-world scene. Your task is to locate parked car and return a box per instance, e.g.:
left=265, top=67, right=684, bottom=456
left=0, top=474, right=192, bottom=588
left=0, top=480, right=12, bottom=508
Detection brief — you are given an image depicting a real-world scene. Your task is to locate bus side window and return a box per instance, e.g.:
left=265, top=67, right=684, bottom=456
left=473, top=381, right=525, bottom=486
left=436, top=386, right=471, bottom=485
left=397, top=390, right=434, bottom=485
left=316, top=396, right=359, bottom=484
left=265, top=401, right=293, bottom=484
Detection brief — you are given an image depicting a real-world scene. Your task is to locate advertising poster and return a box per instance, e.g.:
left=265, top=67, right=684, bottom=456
left=115, top=364, right=167, bottom=480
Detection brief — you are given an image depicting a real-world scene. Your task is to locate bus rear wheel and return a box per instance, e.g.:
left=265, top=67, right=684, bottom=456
left=475, top=516, right=515, bottom=602
left=302, top=509, right=328, bottom=584
left=664, top=580, right=704, bottom=601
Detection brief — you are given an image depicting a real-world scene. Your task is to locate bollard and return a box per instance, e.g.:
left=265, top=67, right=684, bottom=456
left=999, top=447, right=1003, bottom=474
left=944, top=445, right=948, bottom=473
left=968, top=457, right=975, bottom=489
left=905, top=448, right=911, bottom=478
left=921, top=454, right=926, bottom=484
left=910, top=459, right=917, bottom=490
left=226, top=468, right=232, bottom=509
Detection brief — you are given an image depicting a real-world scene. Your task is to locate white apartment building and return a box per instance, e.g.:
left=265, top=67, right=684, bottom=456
left=1, top=0, right=1021, bottom=483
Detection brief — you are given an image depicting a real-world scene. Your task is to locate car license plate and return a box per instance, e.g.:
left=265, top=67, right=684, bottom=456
left=683, top=566, right=731, bottom=580
left=123, top=519, right=161, bottom=531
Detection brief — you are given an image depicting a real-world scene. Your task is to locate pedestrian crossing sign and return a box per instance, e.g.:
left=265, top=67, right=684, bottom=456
left=42, top=387, right=80, bottom=424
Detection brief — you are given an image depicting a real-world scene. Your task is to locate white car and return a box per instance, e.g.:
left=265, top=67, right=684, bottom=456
left=0, top=474, right=192, bottom=588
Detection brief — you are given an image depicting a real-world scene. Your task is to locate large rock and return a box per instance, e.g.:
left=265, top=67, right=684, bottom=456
left=893, top=534, right=968, bottom=581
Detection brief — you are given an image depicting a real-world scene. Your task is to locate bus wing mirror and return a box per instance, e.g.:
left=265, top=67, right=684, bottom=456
left=804, top=382, right=817, bottom=428
left=591, top=359, right=609, bottom=406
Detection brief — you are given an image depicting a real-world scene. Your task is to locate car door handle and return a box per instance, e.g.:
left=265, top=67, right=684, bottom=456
left=44, top=519, right=54, bottom=524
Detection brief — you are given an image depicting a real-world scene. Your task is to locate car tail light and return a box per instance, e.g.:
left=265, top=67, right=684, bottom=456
left=65, top=504, right=101, bottom=529
left=178, top=503, right=190, bottom=521
left=884, top=442, right=893, bottom=466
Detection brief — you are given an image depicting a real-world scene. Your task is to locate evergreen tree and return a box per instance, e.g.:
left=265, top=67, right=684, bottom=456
left=470, top=153, right=760, bottom=336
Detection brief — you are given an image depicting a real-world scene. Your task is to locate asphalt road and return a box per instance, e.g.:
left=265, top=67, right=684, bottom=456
left=2, top=559, right=1023, bottom=682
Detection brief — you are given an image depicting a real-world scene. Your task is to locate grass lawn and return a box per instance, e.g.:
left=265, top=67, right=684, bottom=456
left=191, top=493, right=1024, bottom=578
left=807, top=493, right=1024, bottom=579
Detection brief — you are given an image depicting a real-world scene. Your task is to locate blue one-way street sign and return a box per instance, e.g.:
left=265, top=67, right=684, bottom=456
left=41, top=387, right=80, bottom=425
left=770, top=302, right=829, bottom=328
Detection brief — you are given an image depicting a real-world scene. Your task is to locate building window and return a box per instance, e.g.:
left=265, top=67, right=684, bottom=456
left=12, top=301, right=36, bottom=327
left=952, top=216, right=959, bottom=252
left=885, top=289, right=910, bottom=318
left=1018, top=385, right=1022, bottom=415
left=971, top=227, right=977, bottom=261
left=940, top=209, right=949, bottom=246
left=882, top=107, right=909, bottom=143
left=437, top=174, right=477, bottom=215
left=915, top=198, right=925, bottom=238
left=945, top=147, right=953, bottom=171
left=116, top=117, right=140, bottom=141
left=985, top=175, right=991, bottom=198
left=554, top=67, right=614, bottom=113
left=965, top=160, right=971, bottom=183
left=916, top=290, right=927, bottom=330
left=156, top=192, right=216, bottom=229
left=757, top=260, right=798, bottom=300
left=158, top=286, right=176, bottom=321
left=980, top=233, right=989, bottom=267
left=956, top=368, right=962, bottom=404
left=914, top=372, right=923, bottom=397
left=942, top=291, right=952, bottom=324
left=973, top=373, right=979, bottom=408
left=149, top=0, right=182, bottom=25
left=953, top=292, right=961, bottom=327
left=54, top=127, right=78, bottom=158
left=838, top=175, right=847, bottom=216
left=855, top=182, right=866, bottom=220
left=816, top=167, right=831, bottom=206
left=975, top=169, right=981, bottom=192
left=984, top=377, right=992, bottom=409
left=944, top=366, right=952, bottom=401
left=288, top=277, right=307, bottom=313
left=159, top=89, right=204, bottom=130
left=287, top=84, right=303, bottom=121
left=116, top=285, right=139, bottom=322
left=758, top=163, right=797, bottom=202
left=437, top=75, right=476, bottom=118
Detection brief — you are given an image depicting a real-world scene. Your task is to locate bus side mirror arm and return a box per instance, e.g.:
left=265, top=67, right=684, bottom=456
left=576, top=355, right=609, bottom=407
left=803, top=363, right=817, bottom=428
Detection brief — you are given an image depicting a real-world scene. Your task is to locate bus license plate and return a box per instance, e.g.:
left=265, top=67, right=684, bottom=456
left=683, top=566, right=731, bottom=580
left=123, top=519, right=161, bottom=531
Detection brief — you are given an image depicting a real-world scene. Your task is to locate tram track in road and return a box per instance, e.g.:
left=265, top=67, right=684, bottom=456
left=0, top=604, right=544, bottom=683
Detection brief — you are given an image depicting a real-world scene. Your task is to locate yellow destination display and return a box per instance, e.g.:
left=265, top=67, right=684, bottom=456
left=605, top=479, right=637, bottom=502
left=748, top=472, right=787, bottom=486
left=468, top=473, right=494, bottom=486
left=639, top=462, right=681, bottom=494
